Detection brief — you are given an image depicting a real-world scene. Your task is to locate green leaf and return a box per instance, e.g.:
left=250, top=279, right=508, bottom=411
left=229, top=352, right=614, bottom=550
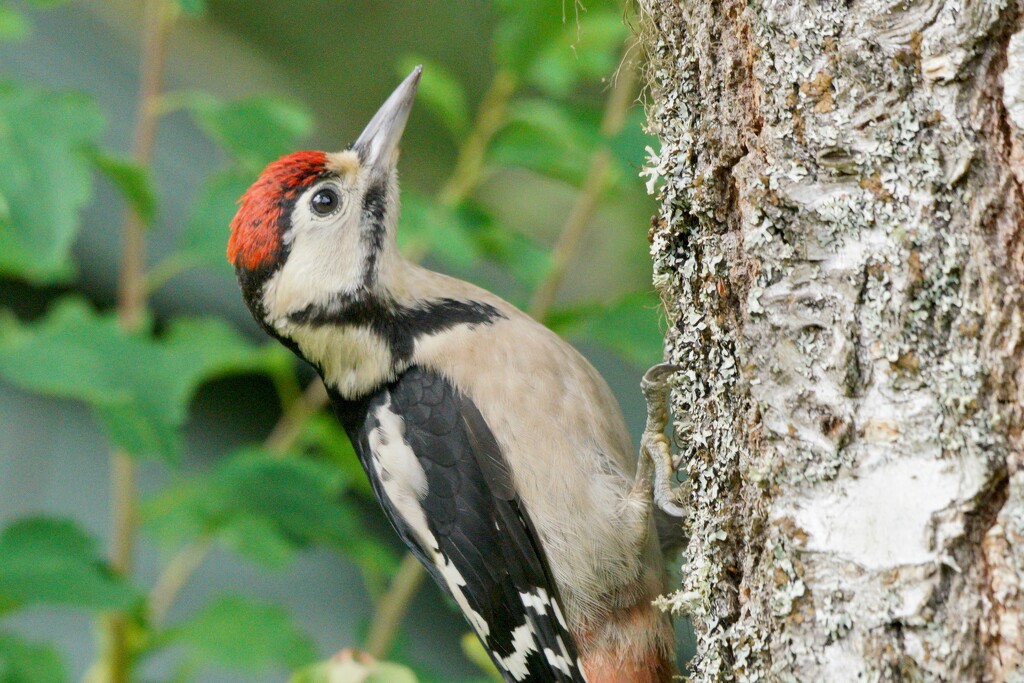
left=175, top=0, right=205, bottom=16
left=290, top=654, right=419, bottom=683
left=0, top=631, right=68, bottom=683
left=0, top=299, right=290, bottom=460
left=86, top=148, right=158, bottom=225
left=556, top=290, right=665, bottom=367
left=179, top=167, right=253, bottom=271
left=526, top=10, right=627, bottom=98
left=171, top=595, right=316, bottom=673
left=0, top=7, right=29, bottom=42
left=399, top=193, right=483, bottom=270
left=460, top=633, right=502, bottom=683
left=186, top=94, right=313, bottom=167
left=489, top=100, right=600, bottom=186
left=0, top=83, right=103, bottom=283
left=0, top=518, right=137, bottom=613
left=492, top=0, right=565, bottom=76
left=296, top=412, right=371, bottom=496
left=144, top=448, right=395, bottom=578
left=398, top=56, right=469, bottom=139
left=475, top=222, right=552, bottom=290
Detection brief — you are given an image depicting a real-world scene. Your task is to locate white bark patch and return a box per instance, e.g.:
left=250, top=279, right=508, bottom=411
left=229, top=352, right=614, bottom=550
left=1003, top=28, right=1024, bottom=132
left=782, top=454, right=988, bottom=569
left=642, top=0, right=1018, bottom=677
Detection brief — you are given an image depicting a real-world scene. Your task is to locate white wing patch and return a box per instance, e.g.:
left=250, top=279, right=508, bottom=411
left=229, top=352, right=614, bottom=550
left=369, top=400, right=429, bottom=539
left=369, top=400, right=490, bottom=641
left=439, top=554, right=490, bottom=638
left=520, top=587, right=569, bottom=629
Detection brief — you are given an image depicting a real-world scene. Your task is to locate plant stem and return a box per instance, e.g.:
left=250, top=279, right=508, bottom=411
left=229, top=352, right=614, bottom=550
left=363, top=554, right=427, bottom=659
left=117, top=0, right=168, bottom=332
left=145, top=378, right=329, bottom=627
left=437, top=69, right=517, bottom=208
left=103, top=2, right=171, bottom=682
left=147, top=538, right=212, bottom=626
left=527, top=50, right=639, bottom=322
left=265, top=380, right=329, bottom=454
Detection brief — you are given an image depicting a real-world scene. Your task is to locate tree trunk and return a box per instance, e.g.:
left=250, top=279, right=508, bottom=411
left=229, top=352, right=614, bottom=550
left=640, top=0, right=1024, bottom=680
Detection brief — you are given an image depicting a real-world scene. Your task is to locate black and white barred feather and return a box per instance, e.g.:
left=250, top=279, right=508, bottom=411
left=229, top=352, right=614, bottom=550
left=331, top=367, right=588, bottom=683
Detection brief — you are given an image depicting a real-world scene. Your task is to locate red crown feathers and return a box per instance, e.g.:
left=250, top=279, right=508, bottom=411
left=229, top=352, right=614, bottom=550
left=227, top=151, right=328, bottom=271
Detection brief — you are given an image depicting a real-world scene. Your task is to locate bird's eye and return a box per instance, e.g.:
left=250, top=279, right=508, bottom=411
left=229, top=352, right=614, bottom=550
left=310, top=187, right=340, bottom=216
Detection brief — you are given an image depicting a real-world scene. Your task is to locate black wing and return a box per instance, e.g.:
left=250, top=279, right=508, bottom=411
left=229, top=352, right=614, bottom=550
left=331, top=366, right=588, bottom=683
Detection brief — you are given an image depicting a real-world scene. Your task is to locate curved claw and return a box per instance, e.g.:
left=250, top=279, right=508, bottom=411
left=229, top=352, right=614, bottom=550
left=643, top=431, right=686, bottom=518
left=641, top=362, right=682, bottom=395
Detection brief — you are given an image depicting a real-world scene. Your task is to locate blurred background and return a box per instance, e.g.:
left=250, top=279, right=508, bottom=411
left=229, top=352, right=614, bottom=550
left=0, top=1, right=689, bottom=681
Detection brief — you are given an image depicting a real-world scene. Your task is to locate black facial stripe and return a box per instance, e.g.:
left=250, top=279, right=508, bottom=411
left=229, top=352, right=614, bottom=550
left=234, top=170, right=334, bottom=330
left=288, top=294, right=504, bottom=364
left=360, top=182, right=388, bottom=287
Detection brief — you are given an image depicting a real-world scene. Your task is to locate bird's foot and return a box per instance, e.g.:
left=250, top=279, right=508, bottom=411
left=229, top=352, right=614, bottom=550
left=638, top=362, right=686, bottom=518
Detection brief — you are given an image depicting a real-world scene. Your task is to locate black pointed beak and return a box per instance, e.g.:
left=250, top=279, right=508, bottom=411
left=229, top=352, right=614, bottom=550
left=351, top=65, right=422, bottom=174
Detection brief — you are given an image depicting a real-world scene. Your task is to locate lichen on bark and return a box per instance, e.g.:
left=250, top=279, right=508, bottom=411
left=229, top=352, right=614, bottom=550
left=640, top=0, right=1024, bottom=680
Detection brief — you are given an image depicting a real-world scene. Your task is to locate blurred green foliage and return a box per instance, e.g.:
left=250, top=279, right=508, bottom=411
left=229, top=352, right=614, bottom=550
left=0, top=0, right=661, bottom=680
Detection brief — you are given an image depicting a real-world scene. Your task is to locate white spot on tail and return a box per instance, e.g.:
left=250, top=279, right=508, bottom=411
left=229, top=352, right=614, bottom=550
left=544, top=648, right=573, bottom=676
left=520, top=589, right=552, bottom=615
left=550, top=597, right=568, bottom=629
left=495, top=622, right=539, bottom=680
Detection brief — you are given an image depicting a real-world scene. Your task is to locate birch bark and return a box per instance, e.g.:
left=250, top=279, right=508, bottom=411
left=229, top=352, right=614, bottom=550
left=640, top=0, right=1024, bottom=680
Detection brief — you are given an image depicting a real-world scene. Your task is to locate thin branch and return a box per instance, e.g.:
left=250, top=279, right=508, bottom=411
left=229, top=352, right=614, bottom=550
left=437, top=70, right=517, bottom=208
left=146, top=378, right=329, bottom=626
left=362, top=554, right=427, bottom=659
left=103, top=2, right=172, bottom=681
left=147, top=539, right=212, bottom=626
left=527, top=50, right=639, bottom=322
left=265, top=380, right=329, bottom=453
left=116, top=0, right=168, bottom=333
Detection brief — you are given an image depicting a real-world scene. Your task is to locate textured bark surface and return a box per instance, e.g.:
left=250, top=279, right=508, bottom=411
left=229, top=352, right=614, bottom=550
left=640, top=0, right=1024, bottom=680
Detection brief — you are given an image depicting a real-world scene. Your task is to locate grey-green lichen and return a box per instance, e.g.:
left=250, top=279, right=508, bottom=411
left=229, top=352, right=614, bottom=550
left=641, top=0, right=1024, bottom=679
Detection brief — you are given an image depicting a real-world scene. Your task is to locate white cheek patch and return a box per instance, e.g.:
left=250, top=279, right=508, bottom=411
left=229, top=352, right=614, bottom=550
left=261, top=187, right=365, bottom=323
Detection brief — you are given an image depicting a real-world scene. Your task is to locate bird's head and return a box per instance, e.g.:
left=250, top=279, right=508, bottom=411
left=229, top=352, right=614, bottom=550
left=228, top=66, right=421, bottom=333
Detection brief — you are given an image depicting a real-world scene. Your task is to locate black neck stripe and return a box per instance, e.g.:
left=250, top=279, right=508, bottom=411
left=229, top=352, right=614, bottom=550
left=288, top=294, right=504, bottom=364
left=361, top=182, right=388, bottom=287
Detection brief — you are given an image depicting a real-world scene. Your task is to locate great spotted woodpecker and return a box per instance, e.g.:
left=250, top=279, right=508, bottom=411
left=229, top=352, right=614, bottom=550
left=228, top=67, right=681, bottom=683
